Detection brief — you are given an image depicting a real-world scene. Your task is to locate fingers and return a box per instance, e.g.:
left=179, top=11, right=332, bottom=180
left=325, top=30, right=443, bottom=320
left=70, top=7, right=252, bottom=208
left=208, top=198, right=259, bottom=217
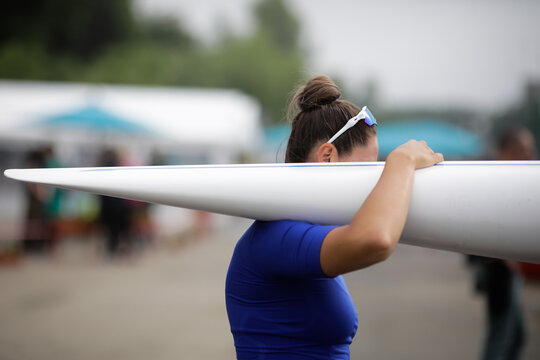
left=405, top=140, right=443, bottom=167
left=421, top=143, right=443, bottom=165
left=389, top=140, right=443, bottom=169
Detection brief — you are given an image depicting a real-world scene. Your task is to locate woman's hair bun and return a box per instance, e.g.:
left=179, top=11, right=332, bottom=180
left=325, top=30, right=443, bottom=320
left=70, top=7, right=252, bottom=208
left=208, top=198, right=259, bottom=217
left=295, top=75, right=341, bottom=111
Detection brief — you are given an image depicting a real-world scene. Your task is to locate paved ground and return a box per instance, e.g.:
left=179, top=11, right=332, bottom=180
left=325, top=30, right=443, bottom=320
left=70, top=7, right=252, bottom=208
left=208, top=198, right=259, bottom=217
left=0, top=216, right=539, bottom=360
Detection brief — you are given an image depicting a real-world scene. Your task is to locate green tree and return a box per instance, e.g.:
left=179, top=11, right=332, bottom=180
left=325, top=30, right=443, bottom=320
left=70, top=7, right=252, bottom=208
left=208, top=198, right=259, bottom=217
left=254, top=0, right=301, bottom=52
left=0, top=0, right=134, bottom=60
left=206, top=34, right=305, bottom=124
left=138, top=15, right=195, bottom=50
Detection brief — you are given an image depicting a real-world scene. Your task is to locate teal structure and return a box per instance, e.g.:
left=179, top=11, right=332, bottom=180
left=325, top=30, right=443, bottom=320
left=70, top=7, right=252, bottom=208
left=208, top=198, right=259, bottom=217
left=36, top=106, right=154, bottom=135
left=264, top=120, right=484, bottom=160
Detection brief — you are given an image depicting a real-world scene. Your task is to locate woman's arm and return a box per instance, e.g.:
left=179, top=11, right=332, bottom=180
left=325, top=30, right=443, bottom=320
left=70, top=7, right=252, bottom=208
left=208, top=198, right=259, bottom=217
left=320, top=140, right=443, bottom=277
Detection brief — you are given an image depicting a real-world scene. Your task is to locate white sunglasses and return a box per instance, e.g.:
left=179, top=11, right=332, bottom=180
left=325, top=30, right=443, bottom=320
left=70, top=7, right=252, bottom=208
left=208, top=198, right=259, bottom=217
left=327, top=106, right=377, bottom=144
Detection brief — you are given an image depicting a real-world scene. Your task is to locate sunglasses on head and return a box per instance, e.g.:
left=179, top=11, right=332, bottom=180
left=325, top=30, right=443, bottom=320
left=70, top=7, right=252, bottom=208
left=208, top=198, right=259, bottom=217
left=327, top=106, right=377, bottom=144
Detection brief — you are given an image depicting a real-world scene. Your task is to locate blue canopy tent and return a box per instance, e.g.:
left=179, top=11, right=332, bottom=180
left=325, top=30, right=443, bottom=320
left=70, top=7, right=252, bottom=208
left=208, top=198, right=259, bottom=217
left=264, top=119, right=484, bottom=161
left=377, top=119, right=484, bottom=159
left=35, top=105, right=155, bottom=135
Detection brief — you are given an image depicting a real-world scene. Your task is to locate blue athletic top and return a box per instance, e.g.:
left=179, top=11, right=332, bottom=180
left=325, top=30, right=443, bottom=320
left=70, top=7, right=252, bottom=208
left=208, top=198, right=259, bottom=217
left=225, top=220, right=358, bottom=359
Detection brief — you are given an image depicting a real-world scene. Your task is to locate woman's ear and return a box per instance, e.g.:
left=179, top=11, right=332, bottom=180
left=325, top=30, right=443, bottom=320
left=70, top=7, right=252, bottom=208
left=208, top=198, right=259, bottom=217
left=316, top=143, right=339, bottom=162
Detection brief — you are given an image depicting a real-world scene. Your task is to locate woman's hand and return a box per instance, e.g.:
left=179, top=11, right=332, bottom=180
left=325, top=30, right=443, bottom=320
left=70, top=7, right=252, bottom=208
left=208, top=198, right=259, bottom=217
left=387, top=140, right=444, bottom=169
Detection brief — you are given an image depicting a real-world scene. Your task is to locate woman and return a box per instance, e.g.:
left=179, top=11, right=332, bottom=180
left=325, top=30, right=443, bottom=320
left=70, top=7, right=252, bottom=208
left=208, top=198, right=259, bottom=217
left=226, top=75, right=443, bottom=359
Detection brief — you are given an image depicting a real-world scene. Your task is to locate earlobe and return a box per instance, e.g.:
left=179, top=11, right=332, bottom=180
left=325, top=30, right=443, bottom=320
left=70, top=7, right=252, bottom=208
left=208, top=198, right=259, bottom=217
left=317, top=143, right=338, bottom=163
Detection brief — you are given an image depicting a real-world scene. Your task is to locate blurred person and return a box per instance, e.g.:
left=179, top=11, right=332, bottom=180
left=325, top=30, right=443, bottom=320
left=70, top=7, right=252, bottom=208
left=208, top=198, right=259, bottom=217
left=97, top=149, right=134, bottom=257
left=42, top=145, right=64, bottom=252
left=130, top=200, right=154, bottom=250
left=496, top=127, right=537, bottom=161
left=21, top=148, right=50, bottom=254
left=225, top=76, right=443, bottom=359
left=468, top=126, right=536, bottom=360
left=125, top=151, right=155, bottom=251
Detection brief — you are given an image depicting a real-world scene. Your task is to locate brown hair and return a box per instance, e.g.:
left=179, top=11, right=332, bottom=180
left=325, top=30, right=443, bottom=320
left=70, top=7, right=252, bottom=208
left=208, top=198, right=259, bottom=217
left=285, top=75, right=376, bottom=163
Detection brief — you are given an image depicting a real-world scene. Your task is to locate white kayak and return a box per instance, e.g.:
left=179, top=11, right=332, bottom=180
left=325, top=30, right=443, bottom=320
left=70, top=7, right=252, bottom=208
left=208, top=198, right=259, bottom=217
left=4, top=161, right=540, bottom=263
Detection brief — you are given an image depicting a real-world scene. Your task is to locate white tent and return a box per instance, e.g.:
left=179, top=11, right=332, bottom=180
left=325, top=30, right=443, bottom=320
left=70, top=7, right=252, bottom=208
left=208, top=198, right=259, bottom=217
left=0, top=80, right=262, bottom=164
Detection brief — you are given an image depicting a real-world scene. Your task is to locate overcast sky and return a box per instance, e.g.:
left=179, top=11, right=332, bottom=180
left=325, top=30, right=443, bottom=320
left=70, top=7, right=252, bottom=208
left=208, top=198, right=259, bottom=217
left=134, top=0, right=540, bottom=112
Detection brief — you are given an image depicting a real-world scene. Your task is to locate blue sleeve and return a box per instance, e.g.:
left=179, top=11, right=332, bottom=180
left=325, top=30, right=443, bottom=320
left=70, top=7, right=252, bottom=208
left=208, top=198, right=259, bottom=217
left=250, top=220, right=338, bottom=279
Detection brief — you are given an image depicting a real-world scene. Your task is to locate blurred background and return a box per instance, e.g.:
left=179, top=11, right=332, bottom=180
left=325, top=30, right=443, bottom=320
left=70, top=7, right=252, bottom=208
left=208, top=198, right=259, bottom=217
left=0, top=0, right=539, bottom=359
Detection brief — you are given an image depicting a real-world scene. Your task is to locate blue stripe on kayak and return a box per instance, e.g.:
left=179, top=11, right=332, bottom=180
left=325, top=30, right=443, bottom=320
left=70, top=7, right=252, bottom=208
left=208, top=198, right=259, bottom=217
left=435, top=163, right=540, bottom=166
left=81, top=163, right=384, bottom=172
left=80, top=161, right=540, bottom=172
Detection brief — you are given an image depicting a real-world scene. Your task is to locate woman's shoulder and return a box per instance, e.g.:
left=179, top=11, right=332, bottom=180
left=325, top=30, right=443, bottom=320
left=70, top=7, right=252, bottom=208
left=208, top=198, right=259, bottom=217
left=251, top=219, right=320, bottom=235
left=238, top=220, right=311, bottom=247
left=247, top=220, right=338, bottom=244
